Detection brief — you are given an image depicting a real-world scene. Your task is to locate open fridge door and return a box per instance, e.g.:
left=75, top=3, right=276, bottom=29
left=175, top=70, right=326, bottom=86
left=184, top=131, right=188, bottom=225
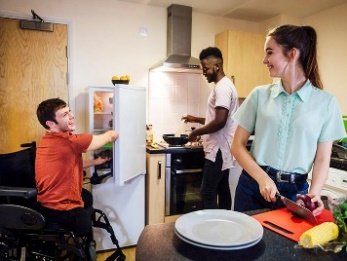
left=113, top=85, right=146, bottom=186
left=90, top=84, right=146, bottom=250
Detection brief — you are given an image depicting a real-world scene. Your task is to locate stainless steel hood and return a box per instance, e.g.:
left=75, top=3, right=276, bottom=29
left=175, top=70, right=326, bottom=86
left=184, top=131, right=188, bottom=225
left=149, top=4, right=202, bottom=74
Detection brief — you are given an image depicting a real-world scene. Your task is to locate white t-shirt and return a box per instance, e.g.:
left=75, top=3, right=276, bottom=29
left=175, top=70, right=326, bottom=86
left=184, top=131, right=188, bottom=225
left=203, top=76, right=239, bottom=170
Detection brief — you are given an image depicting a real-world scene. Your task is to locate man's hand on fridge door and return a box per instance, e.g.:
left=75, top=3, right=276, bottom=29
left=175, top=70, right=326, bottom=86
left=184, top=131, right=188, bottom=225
left=109, top=130, right=119, bottom=142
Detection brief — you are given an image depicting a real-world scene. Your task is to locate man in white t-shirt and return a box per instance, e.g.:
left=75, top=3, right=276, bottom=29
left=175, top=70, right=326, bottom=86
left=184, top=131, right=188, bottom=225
left=183, top=47, right=239, bottom=209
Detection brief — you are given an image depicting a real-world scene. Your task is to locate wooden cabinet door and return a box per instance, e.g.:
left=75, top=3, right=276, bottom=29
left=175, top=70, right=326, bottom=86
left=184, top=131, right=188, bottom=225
left=215, top=30, right=271, bottom=98
left=145, top=153, right=166, bottom=225
left=0, top=17, right=68, bottom=153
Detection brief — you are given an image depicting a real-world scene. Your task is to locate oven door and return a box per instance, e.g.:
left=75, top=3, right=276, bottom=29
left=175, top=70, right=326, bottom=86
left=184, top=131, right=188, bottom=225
left=166, top=167, right=203, bottom=216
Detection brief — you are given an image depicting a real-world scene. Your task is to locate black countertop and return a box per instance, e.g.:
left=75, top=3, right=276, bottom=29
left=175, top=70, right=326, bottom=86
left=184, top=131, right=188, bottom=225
left=146, top=137, right=253, bottom=154
left=136, top=209, right=347, bottom=261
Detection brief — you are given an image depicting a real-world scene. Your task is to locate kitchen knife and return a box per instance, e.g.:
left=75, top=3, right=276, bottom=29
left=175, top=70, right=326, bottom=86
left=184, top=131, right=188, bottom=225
left=276, top=192, right=318, bottom=224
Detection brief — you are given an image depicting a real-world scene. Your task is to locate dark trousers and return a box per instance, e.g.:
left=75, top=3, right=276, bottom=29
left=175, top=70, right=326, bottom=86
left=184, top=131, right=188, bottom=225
left=234, top=169, right=309, bottom=212
left=201, top=150, right=231, bottom=209
left=39, top=188, right=93, bottom=238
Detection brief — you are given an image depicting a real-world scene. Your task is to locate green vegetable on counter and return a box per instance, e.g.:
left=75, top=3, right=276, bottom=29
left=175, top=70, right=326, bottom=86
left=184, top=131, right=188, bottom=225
left=332, top=201, right=347, bottom=247
left=340, top=202, right=347, bottom=213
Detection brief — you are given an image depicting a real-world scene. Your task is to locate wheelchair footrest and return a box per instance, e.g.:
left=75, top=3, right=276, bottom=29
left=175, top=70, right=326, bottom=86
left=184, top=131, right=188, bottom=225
left=105, top=248, right=126, bottom=261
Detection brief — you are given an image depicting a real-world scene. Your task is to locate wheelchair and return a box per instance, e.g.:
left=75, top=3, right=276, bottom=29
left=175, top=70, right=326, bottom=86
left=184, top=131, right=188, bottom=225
left=0, top=143, right=126, bottom=261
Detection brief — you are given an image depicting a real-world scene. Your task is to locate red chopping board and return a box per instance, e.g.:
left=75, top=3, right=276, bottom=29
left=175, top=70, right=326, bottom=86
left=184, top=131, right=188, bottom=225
left=252, top=208, right=335, bottom=242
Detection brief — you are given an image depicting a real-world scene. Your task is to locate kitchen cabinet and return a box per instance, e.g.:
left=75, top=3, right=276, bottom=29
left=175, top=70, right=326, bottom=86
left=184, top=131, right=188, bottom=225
left=215, top=30, right=271, bottom=97
left=146, top=153, right=166, bottom=225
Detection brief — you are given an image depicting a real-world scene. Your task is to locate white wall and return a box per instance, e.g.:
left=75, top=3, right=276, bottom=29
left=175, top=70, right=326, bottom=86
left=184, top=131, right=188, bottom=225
left=259, top=14, right=302, bottom=33
left=1, top=0, right=346, bottom=135
left=0, top=0, right=259, bottom=133
left=304, top=3, right=347, bottom=114
left=0, top=0, right=165, bottom=132
left=258, top=6, right=347, bottom=114
left=148, top=72, right=210, bottom=141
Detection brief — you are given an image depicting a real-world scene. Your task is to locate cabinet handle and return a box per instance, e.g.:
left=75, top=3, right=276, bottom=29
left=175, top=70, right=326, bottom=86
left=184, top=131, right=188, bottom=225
left=231, top=75, right=235, bottom=84
left=230, top=75, right=235, bottom=84
left=157, top=161, right=162, bottom=179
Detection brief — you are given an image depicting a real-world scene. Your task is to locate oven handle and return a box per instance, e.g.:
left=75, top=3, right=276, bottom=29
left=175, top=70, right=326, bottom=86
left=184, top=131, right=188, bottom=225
left=173, top=168, right=203, bottom=175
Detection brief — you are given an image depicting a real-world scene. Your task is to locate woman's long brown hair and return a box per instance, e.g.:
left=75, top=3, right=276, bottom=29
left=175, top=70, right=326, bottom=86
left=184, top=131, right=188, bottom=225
left=267, top=25, right=323, bottom=90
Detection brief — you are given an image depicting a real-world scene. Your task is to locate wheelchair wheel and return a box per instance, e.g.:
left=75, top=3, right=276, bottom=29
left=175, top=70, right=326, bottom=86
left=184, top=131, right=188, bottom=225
left=85, top=240, right=96, bottom=261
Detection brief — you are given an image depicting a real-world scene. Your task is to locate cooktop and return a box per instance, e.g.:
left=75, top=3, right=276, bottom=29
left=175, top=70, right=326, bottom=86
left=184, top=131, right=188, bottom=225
left=159, top=141, right=203, bottom=149
left=330, top=142, right=347, bottom=171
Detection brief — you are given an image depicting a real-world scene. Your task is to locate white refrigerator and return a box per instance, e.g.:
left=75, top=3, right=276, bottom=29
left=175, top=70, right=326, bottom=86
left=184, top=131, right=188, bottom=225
left=88, top=85, right=146, bottom=251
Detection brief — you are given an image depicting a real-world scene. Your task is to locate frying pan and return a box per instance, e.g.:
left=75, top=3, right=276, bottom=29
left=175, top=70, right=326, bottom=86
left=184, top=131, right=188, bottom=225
left=162, top=134, right=189, bottom=146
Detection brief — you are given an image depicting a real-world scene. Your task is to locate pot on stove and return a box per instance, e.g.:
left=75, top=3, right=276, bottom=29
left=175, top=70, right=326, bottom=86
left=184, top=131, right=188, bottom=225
left=162, top=134, right=189, bottom=146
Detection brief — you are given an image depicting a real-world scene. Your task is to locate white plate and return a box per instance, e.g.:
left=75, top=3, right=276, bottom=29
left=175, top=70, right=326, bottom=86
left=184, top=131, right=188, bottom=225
left=175, top=209, right=263, bottom=247
left=175, top=228, right=262, bottom=250
left=174, top=228, right=260, bottom=248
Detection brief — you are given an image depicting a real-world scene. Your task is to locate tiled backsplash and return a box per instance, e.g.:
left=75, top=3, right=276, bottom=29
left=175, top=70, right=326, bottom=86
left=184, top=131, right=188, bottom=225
left=148, top=72, right=212, bottom=142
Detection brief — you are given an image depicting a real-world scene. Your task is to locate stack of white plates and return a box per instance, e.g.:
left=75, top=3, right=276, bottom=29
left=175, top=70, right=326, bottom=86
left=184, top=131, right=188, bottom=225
left=174, top=209, right=263, bottom=250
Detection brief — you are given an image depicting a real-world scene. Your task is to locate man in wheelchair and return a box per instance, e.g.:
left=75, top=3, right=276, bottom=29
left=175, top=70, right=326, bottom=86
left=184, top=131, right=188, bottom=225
left=0, top=98, right=125, bottom=260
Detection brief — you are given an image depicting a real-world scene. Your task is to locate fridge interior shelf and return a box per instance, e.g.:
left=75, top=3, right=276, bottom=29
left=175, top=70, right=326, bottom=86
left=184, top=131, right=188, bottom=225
left=94, top=112, right=112, bottom=115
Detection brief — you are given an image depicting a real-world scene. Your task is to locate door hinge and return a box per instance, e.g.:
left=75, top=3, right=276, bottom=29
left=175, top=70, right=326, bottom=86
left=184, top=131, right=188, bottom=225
left=66, top=46, right=69, bottom=85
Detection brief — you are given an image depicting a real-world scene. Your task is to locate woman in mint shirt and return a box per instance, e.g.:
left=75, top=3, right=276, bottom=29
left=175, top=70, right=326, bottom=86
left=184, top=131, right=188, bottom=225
left=231, top=25, right=346, bottom=216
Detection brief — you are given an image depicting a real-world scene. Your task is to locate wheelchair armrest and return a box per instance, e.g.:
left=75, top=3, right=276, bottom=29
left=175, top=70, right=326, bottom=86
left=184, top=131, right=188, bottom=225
left=0, top=204, right=45, bottom=229
left=0, top=186, right=37, bottom=199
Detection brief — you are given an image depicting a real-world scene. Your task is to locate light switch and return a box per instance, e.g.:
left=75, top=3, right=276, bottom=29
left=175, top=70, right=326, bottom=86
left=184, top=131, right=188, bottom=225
left=139, top=27, right=148, bottom=37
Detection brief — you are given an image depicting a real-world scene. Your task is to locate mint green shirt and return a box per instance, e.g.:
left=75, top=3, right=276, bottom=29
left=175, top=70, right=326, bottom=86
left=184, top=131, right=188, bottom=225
left=232, top=80, right=346, bottom=174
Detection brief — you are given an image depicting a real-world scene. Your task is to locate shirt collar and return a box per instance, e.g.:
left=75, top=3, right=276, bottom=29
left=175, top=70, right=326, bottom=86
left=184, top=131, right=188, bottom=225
left=272, top=79, right=313, bottom=102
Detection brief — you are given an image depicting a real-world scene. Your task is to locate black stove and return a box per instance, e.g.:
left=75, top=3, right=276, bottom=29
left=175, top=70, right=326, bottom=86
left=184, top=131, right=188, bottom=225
left=330, top=142, right=347, bottom=170
left=330, top=157, right=347, bottom=170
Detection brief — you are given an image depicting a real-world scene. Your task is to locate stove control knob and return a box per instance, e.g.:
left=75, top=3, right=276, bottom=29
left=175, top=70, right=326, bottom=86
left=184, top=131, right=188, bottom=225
left=173, top=158, right=182, bottom=165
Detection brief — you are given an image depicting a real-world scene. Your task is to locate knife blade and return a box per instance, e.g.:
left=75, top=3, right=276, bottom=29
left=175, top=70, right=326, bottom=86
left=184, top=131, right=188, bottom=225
left=276, top=192, right=317, bottom=224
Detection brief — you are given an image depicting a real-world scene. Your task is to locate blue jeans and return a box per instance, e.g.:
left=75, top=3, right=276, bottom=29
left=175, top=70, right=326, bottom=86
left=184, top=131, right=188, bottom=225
left=234, top=169, right=309, bottom=211
left=201, top=150, right=231, bottom=209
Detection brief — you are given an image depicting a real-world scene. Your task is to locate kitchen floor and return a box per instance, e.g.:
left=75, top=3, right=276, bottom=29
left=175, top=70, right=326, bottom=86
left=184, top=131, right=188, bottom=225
left=96, top=217, right=181, bottom=260
left=96, top=215, right=181, bottom=260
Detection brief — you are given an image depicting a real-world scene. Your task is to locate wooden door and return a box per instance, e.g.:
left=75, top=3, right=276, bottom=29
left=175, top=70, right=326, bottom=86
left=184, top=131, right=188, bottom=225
left=0, top=17, right=68, bottom=153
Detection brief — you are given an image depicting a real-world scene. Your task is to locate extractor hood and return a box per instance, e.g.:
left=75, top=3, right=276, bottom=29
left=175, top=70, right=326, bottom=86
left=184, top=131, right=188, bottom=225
left=149, top=4, right=202, bottom=74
